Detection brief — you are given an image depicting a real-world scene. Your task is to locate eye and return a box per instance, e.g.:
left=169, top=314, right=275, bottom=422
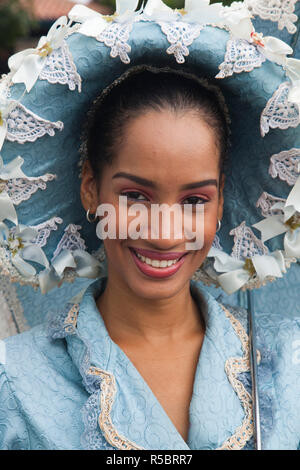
left=121, top=191, right=149, bottom=202
left=181, top=196, right=208, bottom=205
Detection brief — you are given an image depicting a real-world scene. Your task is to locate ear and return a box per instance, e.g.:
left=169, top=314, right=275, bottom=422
left=217, top=173, right=225, bottom=221
left=80, top=160, right=99, bottom=214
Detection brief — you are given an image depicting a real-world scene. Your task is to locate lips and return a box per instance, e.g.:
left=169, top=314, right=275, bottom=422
left=129, top=247, right=188, bottom=279
left=130, top=247, right=187, bottom=261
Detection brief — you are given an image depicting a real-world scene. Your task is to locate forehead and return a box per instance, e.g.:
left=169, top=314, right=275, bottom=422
left=112, top=110, right=220, bottom=183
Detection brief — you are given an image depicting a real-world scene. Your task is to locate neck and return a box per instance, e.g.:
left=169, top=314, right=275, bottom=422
left=96, top=274, right=205, bottom=348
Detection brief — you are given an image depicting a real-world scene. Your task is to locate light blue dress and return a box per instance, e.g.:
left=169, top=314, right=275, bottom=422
left=0, top=277, right=300, bottom=450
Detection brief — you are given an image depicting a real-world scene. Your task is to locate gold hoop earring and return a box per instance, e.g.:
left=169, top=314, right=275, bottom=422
left=86, top=208, right=97, bottom=223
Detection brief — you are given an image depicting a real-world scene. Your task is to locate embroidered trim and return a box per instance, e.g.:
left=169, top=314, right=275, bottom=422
left=256, top=191, right=286, bottom=217
left=6, top=173, right=56, bottom=206
left=64, top=303, right=79, bottom=332
left=216, top=38, right=266, bottom=79
left=245, top=0, right=298, bottom=34
left=6, top=101, right=63, bottom=144
left=63, top=303, right=144, bottom=450
left=0, top=274, right=28, bottom=339
left=260, top=82, right=300, bottom=137
left=269, top=148, right=300, bottom=186
left=97, top=22, right=133, bottom=64
left=230, top=221, right=269, bottom=259
left=217, top=306, right=254, bottom=450
left=158, top=21, right=203, bottom=64
left=88, top=366, right=144, bottom=450
left=53, top=224, right=86, bottom=259
left=39, top=41, right=82, bottom=92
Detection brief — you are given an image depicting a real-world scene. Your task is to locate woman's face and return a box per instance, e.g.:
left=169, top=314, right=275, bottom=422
left=81, top=109, right=224, bottom=300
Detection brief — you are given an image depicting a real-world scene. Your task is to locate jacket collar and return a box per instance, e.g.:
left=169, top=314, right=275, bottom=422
left=50, top=277, right=255, bottom=450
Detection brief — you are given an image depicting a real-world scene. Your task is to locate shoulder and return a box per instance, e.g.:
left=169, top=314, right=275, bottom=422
left=0, top=322, right=85, bottom=449
left=2, top=321, right=76, bottom=380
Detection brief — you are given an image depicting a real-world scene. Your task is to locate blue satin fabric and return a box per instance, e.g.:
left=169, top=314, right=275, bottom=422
left=0, top=277, right=300, bottom=450
left=4, top=20, right=300, bottom=264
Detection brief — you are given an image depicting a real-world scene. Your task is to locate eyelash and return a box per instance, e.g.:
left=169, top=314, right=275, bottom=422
left=121, top=191, right=149, bottom=202
left=121, top=191, right=209, bottom=205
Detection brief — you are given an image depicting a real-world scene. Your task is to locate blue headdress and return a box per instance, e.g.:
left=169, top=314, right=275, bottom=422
left=0, top=0, right=300, bottom=295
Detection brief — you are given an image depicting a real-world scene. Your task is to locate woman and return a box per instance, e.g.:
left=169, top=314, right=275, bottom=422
left=0, top=1, right=300, bottom=450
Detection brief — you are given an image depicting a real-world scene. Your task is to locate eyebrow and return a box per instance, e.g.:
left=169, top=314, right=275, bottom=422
left=112, top=172, right=218, bottom=190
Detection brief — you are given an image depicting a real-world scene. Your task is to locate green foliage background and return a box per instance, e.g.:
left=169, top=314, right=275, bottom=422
left=0, top=0, right=35, bottom=51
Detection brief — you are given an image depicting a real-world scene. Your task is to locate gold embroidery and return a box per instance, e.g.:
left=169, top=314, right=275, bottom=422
left=217, top=306, right=255, bottom=450
left=65, top=302, right=257, bottom=450
left=88, top=366, right=144, bottom=450
left=64, top=304, right=80, bottom=331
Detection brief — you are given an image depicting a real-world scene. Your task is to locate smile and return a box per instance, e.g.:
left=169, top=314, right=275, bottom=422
left=129, top=247, right=188, bottom=279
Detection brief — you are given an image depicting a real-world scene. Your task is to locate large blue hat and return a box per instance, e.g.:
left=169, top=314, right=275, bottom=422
left=0, top=0, right=300, bottom=295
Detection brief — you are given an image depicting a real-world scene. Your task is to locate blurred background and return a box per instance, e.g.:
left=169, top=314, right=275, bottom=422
left=0, top=0, right=237, bottom=74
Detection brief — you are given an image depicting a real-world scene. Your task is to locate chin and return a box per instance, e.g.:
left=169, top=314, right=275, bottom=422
left=106, top=242, right=209, bottom=301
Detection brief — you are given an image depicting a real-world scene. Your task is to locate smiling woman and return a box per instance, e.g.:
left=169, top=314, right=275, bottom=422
left=1, top=0, right=300, bottom=451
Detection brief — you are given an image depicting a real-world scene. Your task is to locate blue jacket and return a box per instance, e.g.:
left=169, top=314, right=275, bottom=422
left=0, top=277, right=300, bottom=450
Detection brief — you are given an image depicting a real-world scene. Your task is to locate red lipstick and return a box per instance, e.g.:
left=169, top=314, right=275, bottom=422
left=131, top=247, right=187, bottom=261
left=129, top=248, right=188, bottom=279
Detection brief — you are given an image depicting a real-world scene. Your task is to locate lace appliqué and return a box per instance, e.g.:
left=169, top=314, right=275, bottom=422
left=216, top=39, right=266, bottom=79
left=31, top=217, right=63, bottom=248
left=269, top=148, right=300, bottom=186
left=39, top=41, right=82, bottom=92
left=87, top=366, right=144, bottom=450
left=0, top=274, right=28, bottom=339
left=52, top=224, right=86, bottom=259
left=55, top=303, right=143, bottom=450
left=256, top=192, right=286, bottom=217
left=260, top=82, right=300, bottom=137
left=212, top=234, right=222, bottom=251
left=217, top=306, right=254, bottom=450
left=230, top=221, right=269, bottom=259
left=245, top=0, right=298, bottom=34
left=6, top=102, right=63, bottom=144
left=158, top=21, right=203, bottom=64
left=97, top=22, right=133, bottom=64
left=5, top=173, right=56, bottom=205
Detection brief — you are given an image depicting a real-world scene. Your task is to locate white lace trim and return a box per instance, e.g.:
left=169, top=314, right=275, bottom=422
left=39, top=41, right=82, bottom=92
left=0, top=274, right=28, bottom=339
left=87, top=366, right=144, bottom=450
left=6, top=102, right=63, bottom=144
left=245, top=0, right=298, bottom=34
left=216, top=39, right=266, bottom=79
left=230, top=221, right=269, bottom=259
left=52, top=224, right=86, bottom=259
left=260, top=82, right=300, bottom=137
left=31, top=217, right=63, bottom=248
left=158, top=21, right=203, bottom=64
left=217, top=306, right=254, bottom=450
left=269, top=148, right=300, bottom=186
left=256, top=191, right=286, bottom=217
left=97, top=22, right=133, bottom=64
left=0, top=74, right=13, bottom=99
left=212, top=234, right=223, bottom=251
left=5, top=173, right=56, bottom=206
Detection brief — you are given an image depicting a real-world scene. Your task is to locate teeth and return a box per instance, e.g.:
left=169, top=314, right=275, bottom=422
left=135, top=252, right=180, bottom=268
